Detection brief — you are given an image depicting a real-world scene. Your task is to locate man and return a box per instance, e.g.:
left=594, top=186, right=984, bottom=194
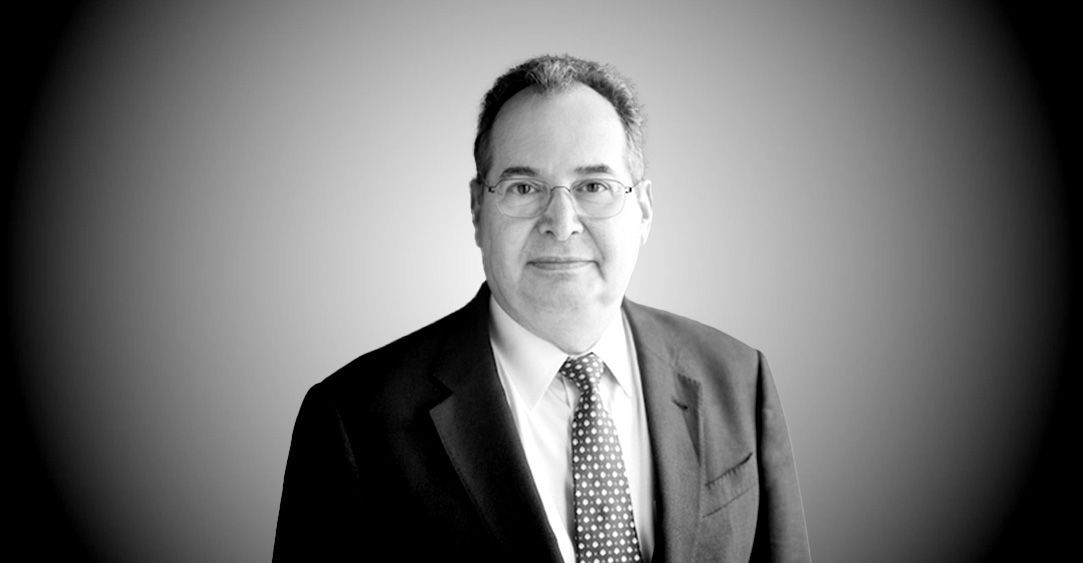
left=274, top=54, right=810, bottom=562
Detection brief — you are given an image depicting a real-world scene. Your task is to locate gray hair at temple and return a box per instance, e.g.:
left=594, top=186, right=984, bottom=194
left=471, top=54, right=647, bottom=195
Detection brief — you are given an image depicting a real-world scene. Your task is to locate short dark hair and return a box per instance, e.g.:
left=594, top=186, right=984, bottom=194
left=471, top=54, right=646, bottom=191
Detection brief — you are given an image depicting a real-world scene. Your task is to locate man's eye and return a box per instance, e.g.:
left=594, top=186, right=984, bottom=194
left=508, top=182, right=540, bottom=195
left=578, top=181, right=612, bottom=193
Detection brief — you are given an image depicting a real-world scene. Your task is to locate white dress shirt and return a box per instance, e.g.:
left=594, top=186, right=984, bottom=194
left=489, top=297, right=655, bottom=563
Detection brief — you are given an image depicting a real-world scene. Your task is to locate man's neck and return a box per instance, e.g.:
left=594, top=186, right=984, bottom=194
left=493, top=298, right=622, bottom=356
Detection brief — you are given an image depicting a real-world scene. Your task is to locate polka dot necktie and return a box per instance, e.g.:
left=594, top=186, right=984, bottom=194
left=560, top=353, right=643, bottom=563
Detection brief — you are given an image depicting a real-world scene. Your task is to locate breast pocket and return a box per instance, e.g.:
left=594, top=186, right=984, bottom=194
left=702, top=452, right=758, bottom=518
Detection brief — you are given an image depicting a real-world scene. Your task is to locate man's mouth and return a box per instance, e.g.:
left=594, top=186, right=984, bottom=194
left=528, top=257, right=594, bottom=271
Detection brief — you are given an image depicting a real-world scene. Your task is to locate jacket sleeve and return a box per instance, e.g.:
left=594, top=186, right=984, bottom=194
left=750, top=351, right=812, bottom=562
left=273, top=382, right=365, bottom=562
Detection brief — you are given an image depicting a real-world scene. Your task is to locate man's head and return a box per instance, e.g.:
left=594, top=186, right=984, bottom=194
left=470, top=55, right=653, bottom=354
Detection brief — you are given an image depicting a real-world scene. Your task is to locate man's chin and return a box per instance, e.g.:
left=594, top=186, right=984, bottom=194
left=520, top=284, right=614, bottom=316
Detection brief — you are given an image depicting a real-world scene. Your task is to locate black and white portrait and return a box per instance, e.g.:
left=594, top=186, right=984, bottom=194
left=6, top=1, right=1075, bottom=561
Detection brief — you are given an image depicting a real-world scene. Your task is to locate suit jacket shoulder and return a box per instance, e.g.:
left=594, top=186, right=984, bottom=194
left=316, top=294, right=479, bottom=418
left=623, top=298, right=762, bottom=400
left=624, top=299, right=757, bottom=362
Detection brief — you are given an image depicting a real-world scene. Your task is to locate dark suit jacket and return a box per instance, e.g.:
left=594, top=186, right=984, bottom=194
left=274, top=284, right=810, bottom=562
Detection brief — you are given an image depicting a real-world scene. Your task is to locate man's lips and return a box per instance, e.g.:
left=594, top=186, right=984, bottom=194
left=527, top=257, right=594, bottom=271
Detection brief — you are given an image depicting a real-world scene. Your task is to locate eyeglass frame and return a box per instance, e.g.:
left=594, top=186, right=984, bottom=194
left=483, top=176, right=644, bottom=219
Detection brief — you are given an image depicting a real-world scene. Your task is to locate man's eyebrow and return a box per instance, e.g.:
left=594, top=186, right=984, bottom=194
left=497, top=166, right=540, bottom=178
left=496, top=164, right=616, bottom=179
left=575, top=164, right=616, bottom=176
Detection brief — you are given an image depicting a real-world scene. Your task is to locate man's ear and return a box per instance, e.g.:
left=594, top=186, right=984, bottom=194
left=637, top=179, right=653, bottom=245
left=469, top=178, right=484, bottom=247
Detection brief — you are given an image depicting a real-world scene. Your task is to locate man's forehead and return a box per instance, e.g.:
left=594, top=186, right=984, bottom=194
left=488, top=84, right=630, bottom=180
left=494, top=83, right=619, bottom=123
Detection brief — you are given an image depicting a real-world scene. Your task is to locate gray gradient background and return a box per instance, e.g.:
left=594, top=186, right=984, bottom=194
left=8, top=1, right=1071, bottom=561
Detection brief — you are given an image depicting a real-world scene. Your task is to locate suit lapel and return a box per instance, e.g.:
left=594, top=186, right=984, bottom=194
left=624, top=299, right=703, bottom=563
left=428, top=286, right=562, bottom=563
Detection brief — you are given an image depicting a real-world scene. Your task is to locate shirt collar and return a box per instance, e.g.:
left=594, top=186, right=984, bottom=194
left=489, top=296, right=636, bottom=410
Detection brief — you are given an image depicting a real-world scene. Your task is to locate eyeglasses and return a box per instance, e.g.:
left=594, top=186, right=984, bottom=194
left=485, top=177, right=639, bottom=219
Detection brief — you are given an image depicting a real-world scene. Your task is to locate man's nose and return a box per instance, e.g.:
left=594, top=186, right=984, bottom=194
left=539, top=186, right=583, bottom=240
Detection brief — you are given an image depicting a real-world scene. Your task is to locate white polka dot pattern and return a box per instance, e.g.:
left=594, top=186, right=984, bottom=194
left=560, top=353, right=642, bottom=563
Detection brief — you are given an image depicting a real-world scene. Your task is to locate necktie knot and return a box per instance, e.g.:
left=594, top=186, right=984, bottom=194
left=560, top=352, right=605, bottom=394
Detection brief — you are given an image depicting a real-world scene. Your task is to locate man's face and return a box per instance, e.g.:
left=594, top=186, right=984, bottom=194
left=472, top=83, right=653, bottom=339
